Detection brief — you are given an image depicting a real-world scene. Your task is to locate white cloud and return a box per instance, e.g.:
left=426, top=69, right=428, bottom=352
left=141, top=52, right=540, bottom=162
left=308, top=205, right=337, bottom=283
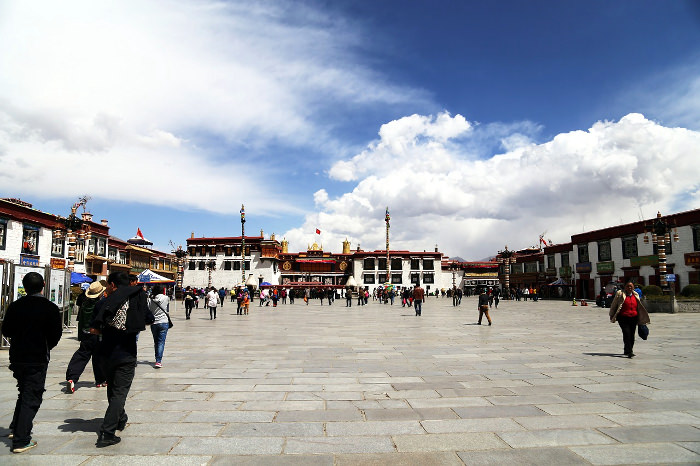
left=0, top=0, right=419, bottom=211
left=287, top=112, right=700, bottom=259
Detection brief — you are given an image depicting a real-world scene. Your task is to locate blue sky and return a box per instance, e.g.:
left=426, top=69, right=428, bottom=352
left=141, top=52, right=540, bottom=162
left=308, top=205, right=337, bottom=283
left=1, top=0, right=699, bottom=259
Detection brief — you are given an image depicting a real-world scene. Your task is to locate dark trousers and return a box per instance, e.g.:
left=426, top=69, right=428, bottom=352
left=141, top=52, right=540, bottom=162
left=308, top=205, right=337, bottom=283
left=346, top=296, right=352, bottom=307
left=618, top=315, right=637, bottom=355
left=209, top=306, right=217, bottom=319
left=10, top=364, right=47, bottom=448
left=99, top=356, right=136, bottom=435
left=66, top=335, right=104, bottom=384
left=184, top=300, right=194, bottom=318
left=415, top=300, right=422, bottom=316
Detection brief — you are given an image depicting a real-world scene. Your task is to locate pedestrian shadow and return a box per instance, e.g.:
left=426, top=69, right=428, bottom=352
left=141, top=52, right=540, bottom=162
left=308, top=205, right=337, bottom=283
left=463, top=323, right=483, bottom=325
left=58, top=418, right=103, bottom=433
left=584, top=352, right=627, bottom=358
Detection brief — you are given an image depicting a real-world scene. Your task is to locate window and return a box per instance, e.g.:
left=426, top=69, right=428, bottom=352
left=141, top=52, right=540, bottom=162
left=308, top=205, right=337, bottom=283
left=363, top=274, right=375, bottom=284
left=233, top=261, right=241, bottom=270
left=363, top=258, right=375, bottom=270
left=598, top=240, right=611, bottom=261
left=524, top=262, right=537, bottom=273
left=391, top=258, right=402, bottom=270
left=51, top=236, right=64, bottom=257
left=410, top=273, right=420, bottom=284
left=423, top=259, right=434, bottom=270
left=560, top=252, right=570, bottom=267
left=108, top=247, right=117, bottom=262
left=198, top=261, right=205, bottom=270
left=22, top=225, right=40, bottom=255
left=391, top=273, right=402, bottom=284
left=0, top=218, right=7, bottom=250
left=694, top=225, right=700, bottom=251
left=88, top=238, right=96, bottom=254
left=423, top=273, right=434, bottom=284
left=511, top=263, right=522, bottom=274
left=75, top=239, right=85, bottom=263
left=97, top=238, right=106, bottom=256
left=223, top=261, right=232, bottom=270
left=410, top=258, right=420, bottom=270
left=577, top=244, right=589, bottom=263
left=188, top=261, right=196, bottom=270
left=621, top=236, right=638, bottom=259
left=225, top=247, right=232, bottom=257
left=378, top=258, right=387, bottom=271
left=547, top=254, right=555, bottom=269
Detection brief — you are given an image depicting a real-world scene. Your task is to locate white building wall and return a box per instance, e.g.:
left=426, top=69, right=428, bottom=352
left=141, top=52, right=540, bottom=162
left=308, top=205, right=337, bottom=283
left=182, top=252, right=280, bottom=290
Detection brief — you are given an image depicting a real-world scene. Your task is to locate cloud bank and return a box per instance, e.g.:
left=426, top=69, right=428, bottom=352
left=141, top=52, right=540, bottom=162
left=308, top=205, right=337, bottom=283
left=0, top=0, right=417, bottom=214
left=285, top=112, right=700, bottom=259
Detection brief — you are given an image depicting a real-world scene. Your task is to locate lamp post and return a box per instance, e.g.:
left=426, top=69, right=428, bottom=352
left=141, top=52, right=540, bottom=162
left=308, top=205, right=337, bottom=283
left=497, top=246, right=515, bottom=299
left=240, top=205, right=246, bottom=285
left=206, top=259, right=216, bottom=288
left=644, top=211, right=679, bottom=288
left=385, top=207, right=390, bottom=284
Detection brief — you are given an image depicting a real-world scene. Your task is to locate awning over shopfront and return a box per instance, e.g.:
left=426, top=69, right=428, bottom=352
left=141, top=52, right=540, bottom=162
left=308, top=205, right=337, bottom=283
left=137, top=269, right=175, bottom=284
left=70, top=272, right=93, bottom=285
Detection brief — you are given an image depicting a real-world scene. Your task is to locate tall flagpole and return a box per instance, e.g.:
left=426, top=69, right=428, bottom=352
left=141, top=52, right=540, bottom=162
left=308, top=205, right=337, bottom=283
left=240, top=205, right=246, bottom=284
left=385, top=207, right=390, bottom=283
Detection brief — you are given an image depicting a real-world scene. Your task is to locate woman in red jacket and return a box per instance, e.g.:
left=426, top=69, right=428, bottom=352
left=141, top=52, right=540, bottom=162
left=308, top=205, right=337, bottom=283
left=609, top=279, right=650, bottom=358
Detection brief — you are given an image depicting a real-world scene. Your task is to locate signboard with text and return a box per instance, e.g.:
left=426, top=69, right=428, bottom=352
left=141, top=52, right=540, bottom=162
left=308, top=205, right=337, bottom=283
left=596, top=261, right=615, bottom=274
left=575, top=262, right=592, bottom=273
left=630, top=255, right=659, bottom=267
left=685, top=252, right=700, bottom=266
left=19, top=254, right=40, bottom=267
left=50, top=258, right=66, bottom=269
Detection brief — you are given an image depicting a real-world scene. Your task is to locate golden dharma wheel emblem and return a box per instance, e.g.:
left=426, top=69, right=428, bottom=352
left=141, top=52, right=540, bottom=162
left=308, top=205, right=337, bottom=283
left=339, top=261, right=348, bottom=271
left=282, top=261, right=292, bottom=271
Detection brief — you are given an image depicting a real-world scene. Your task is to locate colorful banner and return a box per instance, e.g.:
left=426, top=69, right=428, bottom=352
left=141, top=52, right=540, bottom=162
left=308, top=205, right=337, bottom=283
left=575, top=262, right=591, bottom=273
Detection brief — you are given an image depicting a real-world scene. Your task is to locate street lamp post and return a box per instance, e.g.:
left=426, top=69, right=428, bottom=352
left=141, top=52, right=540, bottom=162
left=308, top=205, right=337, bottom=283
left=497, top=246, right=515, bottom=299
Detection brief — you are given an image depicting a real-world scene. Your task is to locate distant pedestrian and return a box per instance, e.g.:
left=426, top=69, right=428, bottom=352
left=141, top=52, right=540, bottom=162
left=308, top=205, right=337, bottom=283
left=2, top=272, right=62, bottom=453
left=413, top=283, right=425, bottom=316
left=218, top=287, right=226, bottom=307
left=345, top=288, right=353, bottom=307
left=148, top=285, right=170, bottom=368
left=66, top=280, right=107, bottom=393
left=478, top=289, right=492, bottom=325
left=609, top=279, right=650, bottom=358
left=183, top=286, right=195, bottom=319
left=242, top=289, right=250, bottom=315
left=207, top=287, right=219, bottom=319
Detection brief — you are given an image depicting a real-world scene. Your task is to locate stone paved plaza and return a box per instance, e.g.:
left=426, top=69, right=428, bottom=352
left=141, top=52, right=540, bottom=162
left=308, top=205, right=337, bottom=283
left=1, top=295, right=699, bottom=464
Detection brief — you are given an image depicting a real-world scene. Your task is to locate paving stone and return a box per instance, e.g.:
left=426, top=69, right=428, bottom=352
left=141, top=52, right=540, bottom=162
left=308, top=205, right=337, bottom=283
left=220, top=422, right=324, bottom=437
left=275, top=409, right=363, bottom=422
left=86, top=456, right=214, bottom=465
left=0, top=456, right=92, bottom=465
left=171, top=436, right=284, bottom=455
left=453, top=405, right=548, bottom=419
left=335, top=452, right=464, bottom=465
left=536, top=402, right=631, bottom=415
left=514, top=414, right=620, bottom=429
left=393, top=432, right=508, bottom=452
left=284, top=436, right=396, bottom=454
left=421, top=417, right=524, bottom=433
left=570, top=442, right=700, bottom=465
left=209, top=455, right=333, bottom=465
left=325, top=420, right=424, bottom=436
left=52, top=435, right=181, bottom=455
left=599, top=425, right=700, bottom=443
left=601, top=410, right=700, bottom=426
left=497, top=429, right=617, bottom=448
left=457, top=447, right=589, bottom=465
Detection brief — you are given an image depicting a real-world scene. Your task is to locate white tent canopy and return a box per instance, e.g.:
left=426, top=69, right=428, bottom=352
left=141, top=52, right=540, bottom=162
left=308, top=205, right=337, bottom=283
left=137, top=269, right=174, bottom=284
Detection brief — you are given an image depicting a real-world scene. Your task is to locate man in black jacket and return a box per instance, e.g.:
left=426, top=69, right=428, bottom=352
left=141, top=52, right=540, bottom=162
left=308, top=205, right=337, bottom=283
left=2, top=272, right=62, bottom=453
left=90, top=271, right=153, bottom=447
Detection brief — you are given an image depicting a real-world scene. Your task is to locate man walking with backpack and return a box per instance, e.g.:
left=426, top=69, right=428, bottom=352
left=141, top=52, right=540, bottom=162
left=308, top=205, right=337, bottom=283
left=90, top=271, right=153, bottom=448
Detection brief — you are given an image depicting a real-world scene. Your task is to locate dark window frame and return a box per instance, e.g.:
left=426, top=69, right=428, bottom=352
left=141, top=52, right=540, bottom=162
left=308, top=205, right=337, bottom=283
left=598, top=240, right=612, bottom=261
left=363, top=258, right=375, bottom=270
left=0, top=218, right=7, bottom=250
left=621, top=236, right=638, bottom=259
left=577, top=244, right=589, bottom=263
left=363, top=274, right=375, bottom=284
left=422, top=259, right=434, bottom=270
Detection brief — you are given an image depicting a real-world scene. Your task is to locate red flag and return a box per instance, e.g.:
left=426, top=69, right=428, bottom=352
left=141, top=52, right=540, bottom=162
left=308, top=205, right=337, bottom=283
left=137, top=227, right=145, bottom=239
left=315, top=228, right=321, bottom=235
left=539, top=236, right=547, bottom=247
